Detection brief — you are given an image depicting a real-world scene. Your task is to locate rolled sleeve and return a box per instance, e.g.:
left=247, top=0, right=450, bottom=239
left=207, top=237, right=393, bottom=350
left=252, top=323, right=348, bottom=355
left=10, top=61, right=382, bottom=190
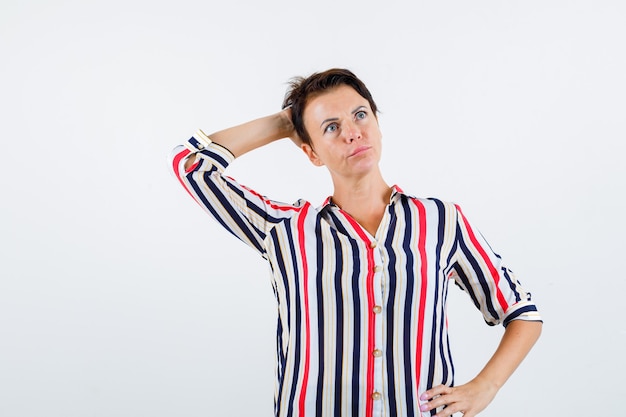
left=451, top=204, right=542, bottom=327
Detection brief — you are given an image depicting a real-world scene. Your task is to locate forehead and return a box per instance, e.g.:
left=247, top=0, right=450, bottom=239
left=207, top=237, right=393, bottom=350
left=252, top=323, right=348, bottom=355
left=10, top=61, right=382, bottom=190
left=303, top=85, right=368, bottom=121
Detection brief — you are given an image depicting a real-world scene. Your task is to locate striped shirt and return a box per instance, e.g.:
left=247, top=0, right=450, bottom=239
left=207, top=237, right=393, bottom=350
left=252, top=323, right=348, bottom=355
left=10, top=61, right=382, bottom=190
left=170, top=135, right=541, bottom=417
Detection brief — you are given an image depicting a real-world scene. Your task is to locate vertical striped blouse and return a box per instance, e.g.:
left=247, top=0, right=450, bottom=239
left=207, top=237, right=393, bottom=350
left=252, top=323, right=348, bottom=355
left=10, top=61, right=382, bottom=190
left=170, top=134, right=541, bottom=417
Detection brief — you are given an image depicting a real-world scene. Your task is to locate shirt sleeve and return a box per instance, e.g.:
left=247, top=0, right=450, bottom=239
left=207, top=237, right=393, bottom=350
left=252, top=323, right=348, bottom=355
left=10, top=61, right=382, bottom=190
left=448, top=204, right=542, bottom=327
left=169, top=133, right=302, bottom=257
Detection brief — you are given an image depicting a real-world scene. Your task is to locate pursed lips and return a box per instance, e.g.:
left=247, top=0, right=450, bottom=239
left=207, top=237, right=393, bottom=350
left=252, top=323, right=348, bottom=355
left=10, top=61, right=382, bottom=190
left=348, top=146, right=371, bottom=157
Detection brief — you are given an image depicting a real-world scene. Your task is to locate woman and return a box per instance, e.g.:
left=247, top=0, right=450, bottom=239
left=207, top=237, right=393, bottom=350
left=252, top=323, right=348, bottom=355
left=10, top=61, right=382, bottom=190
left=170, top=68, right=542, bottom=417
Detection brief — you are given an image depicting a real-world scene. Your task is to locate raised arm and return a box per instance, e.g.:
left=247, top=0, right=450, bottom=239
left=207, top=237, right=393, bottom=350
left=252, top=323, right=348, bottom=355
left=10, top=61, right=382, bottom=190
left=184, top=108, right=301, bottom=170
left=212, top=109, right=296, bottom=157
left=171, top=108, right=306, bottom=256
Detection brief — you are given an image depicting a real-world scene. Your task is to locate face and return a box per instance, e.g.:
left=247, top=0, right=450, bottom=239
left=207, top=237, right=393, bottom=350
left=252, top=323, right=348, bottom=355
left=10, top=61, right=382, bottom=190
left=301, top=85, right=383, bottom=181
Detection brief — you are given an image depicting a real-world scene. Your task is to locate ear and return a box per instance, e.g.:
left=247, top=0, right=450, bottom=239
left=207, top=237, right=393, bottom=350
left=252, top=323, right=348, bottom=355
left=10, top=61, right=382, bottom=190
left=301, top=143, right=324, bottom=167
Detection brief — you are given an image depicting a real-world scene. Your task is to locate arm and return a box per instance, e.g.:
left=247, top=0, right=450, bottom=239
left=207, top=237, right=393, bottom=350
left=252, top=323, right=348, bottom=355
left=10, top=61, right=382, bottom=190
left=420, top=203, right=543, bottom=416
left=206, top=109, right=296, bottom=157
left=171, top=108, right=303, bottom=255
left=184, top=109, right=297, bottom=170
left=419, top=320, right=542, bottom=417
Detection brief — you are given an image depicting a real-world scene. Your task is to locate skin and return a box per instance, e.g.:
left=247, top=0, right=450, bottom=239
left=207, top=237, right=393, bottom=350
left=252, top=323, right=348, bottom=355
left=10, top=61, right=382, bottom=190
left=185, top=85, right=543, bottom=416
left=300, top=85, right=392, bottom=236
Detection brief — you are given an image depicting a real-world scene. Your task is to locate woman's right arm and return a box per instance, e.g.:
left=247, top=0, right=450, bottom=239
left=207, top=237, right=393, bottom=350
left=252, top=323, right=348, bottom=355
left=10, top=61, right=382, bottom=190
left=184, top=109, right=297, bottom=170
left=171, top=108, right=303, bottom=255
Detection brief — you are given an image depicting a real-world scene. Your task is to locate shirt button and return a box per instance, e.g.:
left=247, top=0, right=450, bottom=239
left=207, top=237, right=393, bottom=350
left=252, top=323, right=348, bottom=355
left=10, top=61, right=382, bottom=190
left=373, top=349, right=382, bottom=357
left=373, top=305, right=382, bottom=314
left=371, top=392, right=382, bottom=400
left=370, top=241, right=377, bottom=249
left=374, top=265, right=382, bottom=272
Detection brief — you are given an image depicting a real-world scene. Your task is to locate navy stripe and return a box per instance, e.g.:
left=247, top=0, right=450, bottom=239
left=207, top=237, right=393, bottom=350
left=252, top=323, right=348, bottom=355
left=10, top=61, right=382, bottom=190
left=400, top=198, right=416, bottom=416
left=327, top=211, right=362, bottom=416
left=270, top=227, right=290, bottom=415
left=457, top=233, right=500, bottom=321
left=331, top=228, right=344, bottom=415
left=427, top=199, right=446, bottom=390
left=452, top=265, right=481, bottom=310
left=201, top=172, right=265, bottom=253
left=188, top=136, right=203, bottom=149
left=503, top=305, right=540, bottom=327
left=225, top=180, right=283, bottom=226
left=186, top=170, right=232, bottom=233
left=502, top=267, right=522, bottom=302
left=200, top=147, right=229, bottom=168
left=443, top=276, right=455, bottom=387
left=284, top=220, right=301, bottom=417
left=384, top=203, right=399, bottom=416
left=315, top=218, right=325, bottom=416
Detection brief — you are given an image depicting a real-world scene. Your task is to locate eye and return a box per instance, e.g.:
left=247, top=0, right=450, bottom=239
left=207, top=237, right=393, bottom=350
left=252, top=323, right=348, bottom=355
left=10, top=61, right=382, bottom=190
left=355, top=110, right=367, bottom=120
left=324, top=123, right=338, bottom=134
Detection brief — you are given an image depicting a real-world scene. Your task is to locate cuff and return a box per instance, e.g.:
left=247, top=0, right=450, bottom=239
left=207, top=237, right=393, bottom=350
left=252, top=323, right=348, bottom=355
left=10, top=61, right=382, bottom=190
left=184, top=129, right=212, bottom=153
left=502, top=301, right=543, bottom=327
left=181, top=130, right=235, bottom=172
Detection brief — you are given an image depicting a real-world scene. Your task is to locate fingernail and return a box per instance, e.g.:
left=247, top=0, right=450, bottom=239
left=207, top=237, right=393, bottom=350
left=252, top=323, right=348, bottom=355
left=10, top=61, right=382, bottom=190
left=420, top=393, right=429, bottom=401
left=420, top=404, right=429, bottom=412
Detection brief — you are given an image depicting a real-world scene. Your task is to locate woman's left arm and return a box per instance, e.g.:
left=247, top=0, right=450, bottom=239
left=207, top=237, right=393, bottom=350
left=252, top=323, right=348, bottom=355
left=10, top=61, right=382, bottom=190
left=419, top=320, right=542, bottom=417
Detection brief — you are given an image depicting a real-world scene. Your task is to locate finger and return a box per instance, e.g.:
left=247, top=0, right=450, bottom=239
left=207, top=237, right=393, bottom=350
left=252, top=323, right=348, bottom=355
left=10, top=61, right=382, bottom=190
left=420, top=398, right=451, bottom=414
left=420, top=384, right=453, bottom=401
left=420, top=391, right=459, bottom=413
left=432, top=403, right=465, bottom=417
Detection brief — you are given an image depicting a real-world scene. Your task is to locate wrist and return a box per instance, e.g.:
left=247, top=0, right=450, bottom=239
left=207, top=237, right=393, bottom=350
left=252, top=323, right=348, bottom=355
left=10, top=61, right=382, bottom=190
left=471, top=374, right=502, bottom=395
left=277, top=109, right=295, bottom=139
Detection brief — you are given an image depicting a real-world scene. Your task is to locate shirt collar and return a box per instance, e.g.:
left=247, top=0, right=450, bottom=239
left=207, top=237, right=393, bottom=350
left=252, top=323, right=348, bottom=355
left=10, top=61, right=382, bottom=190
left=318, top=184, right=408, bottom=212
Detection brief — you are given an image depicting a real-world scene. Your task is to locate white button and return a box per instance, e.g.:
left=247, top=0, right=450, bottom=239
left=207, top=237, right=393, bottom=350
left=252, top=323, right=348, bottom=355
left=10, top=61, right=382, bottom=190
left=373, top=349, right=382, bottom=357
left=371, top=391, right=382, bottom=400
left=373, top=305, right=382, bottom=314
left=370, top=241, right=377, bottom=248
left=374, top=265, right=382, bottom=272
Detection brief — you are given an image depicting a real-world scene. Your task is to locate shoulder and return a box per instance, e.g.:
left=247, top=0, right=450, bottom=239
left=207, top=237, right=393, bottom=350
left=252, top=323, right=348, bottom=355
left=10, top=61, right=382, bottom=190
left=400, top=194, right=459, bottom=212
left=400, top=196, right=465, bottom=229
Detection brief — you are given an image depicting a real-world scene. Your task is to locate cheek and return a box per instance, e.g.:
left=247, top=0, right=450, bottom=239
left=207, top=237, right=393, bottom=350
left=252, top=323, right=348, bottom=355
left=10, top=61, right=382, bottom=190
left=370, top=126, right=383, bottom=142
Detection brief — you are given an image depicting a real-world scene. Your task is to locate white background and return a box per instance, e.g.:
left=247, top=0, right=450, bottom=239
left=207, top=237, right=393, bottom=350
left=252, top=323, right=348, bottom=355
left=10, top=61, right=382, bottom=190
left=1, top=1, right=625, bottom=416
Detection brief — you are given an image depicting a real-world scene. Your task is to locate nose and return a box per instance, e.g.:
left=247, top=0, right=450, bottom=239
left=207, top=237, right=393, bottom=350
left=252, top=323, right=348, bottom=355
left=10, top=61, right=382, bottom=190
left=342, top=120, right=361, bottom=143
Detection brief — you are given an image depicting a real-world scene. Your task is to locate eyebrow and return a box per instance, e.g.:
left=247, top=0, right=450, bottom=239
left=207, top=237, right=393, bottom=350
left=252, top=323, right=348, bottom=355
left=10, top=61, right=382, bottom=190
left=319, top=106, right=368, bottom=128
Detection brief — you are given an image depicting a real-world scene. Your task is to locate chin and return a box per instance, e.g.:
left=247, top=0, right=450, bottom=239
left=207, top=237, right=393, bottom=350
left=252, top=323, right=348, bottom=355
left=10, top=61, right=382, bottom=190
left=350, top=162, right=379, bottom=177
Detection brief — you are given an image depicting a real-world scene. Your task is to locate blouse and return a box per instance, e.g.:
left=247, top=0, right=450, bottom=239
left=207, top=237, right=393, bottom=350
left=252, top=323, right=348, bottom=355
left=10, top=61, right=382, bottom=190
left=169, top=133, right=541, bottom=417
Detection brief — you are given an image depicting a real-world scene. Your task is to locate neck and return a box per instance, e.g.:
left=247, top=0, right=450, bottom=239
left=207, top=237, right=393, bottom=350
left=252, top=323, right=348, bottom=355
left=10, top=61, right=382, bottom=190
left=330, top=169, right=392, bottom=214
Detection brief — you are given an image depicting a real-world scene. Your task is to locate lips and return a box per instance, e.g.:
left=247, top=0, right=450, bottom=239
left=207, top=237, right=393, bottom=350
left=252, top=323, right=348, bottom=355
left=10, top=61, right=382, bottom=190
left=349, top=146, right=371, bottom=157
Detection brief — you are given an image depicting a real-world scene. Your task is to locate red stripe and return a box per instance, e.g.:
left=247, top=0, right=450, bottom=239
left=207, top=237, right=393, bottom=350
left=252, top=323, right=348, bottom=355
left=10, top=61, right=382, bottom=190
left=364, top=245, right=376, bottom=417
left=241, top=184, right=301, bottom=212
left=172, top=148, right=190, bottom=184
left=297, top=203, right=311, bottom=415
left=171, top=148, right=200, bottom=201
left=186, top=160, right=200, bottom=173
left=412, top=200, right=428, bottom=412
left=455, top=205, right=509, bottom=311
left=340, top=211, right=376, bottom=417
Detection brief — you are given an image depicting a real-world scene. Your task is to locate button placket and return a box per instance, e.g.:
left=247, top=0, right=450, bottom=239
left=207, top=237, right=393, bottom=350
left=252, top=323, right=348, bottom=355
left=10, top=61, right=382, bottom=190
left=370, top=244, right=385, bottom=409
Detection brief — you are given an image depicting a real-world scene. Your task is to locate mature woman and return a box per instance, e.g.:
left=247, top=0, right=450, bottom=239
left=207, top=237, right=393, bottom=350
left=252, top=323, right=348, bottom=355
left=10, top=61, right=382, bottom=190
left=170, top=68, right=542, bottom=417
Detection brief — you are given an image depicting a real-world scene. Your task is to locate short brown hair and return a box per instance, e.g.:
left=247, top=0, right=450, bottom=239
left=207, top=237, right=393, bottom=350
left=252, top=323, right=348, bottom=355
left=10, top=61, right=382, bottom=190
left=282, top=68, right=379, bottom=145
